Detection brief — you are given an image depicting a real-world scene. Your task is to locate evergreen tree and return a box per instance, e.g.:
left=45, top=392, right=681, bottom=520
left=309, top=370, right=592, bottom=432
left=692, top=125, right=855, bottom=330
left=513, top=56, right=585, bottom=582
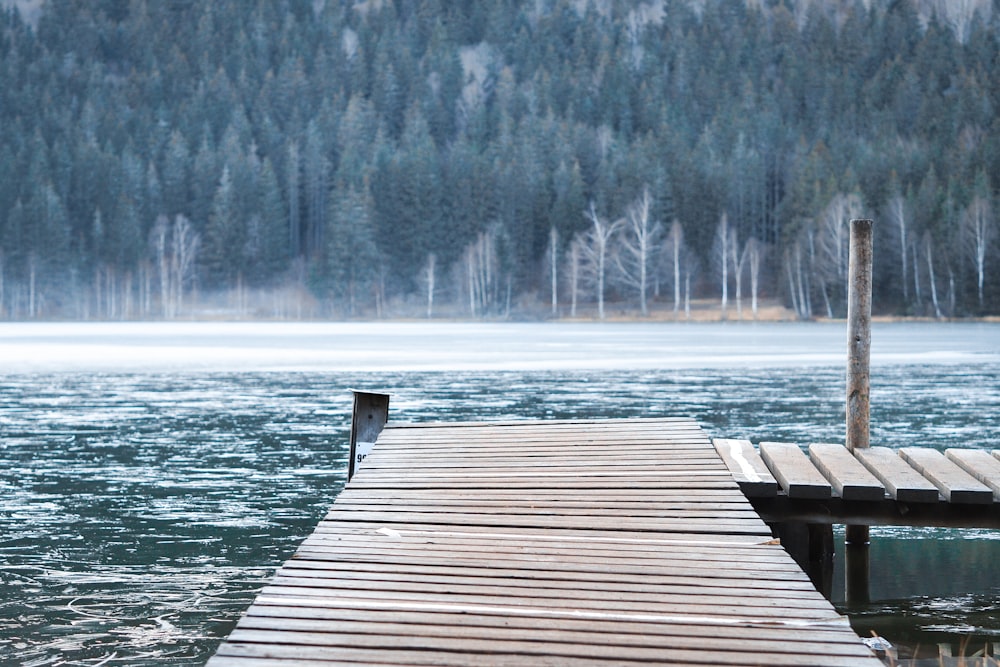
left=0, top=0, right=997, bottom=318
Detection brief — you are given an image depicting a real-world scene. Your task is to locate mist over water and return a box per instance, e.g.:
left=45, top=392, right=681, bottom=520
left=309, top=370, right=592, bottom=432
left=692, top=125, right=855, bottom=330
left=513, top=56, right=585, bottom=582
left=1, top=321, right=998, bottom=664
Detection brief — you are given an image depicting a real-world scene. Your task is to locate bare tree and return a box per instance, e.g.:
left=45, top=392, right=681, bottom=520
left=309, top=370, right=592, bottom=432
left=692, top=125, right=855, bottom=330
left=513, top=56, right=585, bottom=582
left=422, top=253, right=436, bottom=318
left=170, top=214, right=199, bottom=317
left=815, top=192, right=862, bottom=317
left=961, top=195, right=995, bottom=308
left=910, top=239, right=923, bottom=306
left=745, top=237, right=766, bottom=319
left=713, top=213, right=730, bottom=320
left=923, top=231, right=943, bottom=319
left=784, top=230, right=813, bottom=320
left=139, top=260, right=152, bottom=317
left=151, top=214, right=199, bottom=319
left=614, top=188, right=663, bottom=316
left=567, top=237, right=582, bottom=318
left=577, top=202, right=623, bottom=320
left=664, top=219, right=684, bottom=316
left=683, top=252, right=700, bottom=320
left=784, top=246, right=799, bottom=318
left=462, top=226, right=501, bottom=318
left=729, top=227, right=749, bottom=320
left=887, top=193, right=910, bottom=303
left=548, top=226, right=558, bottom=316
left=152, top=215, right=170, bottom=318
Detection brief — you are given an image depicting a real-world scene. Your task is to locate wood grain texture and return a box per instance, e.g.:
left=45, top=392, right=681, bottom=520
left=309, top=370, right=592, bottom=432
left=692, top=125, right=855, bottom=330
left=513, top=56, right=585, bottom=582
left=946, top=448, right=1000, bottom=500
left=853, top=446, right=941, bottom=503
left=713, top=438, right=779, bottom=498
left=759, top=442, right=832, bottom=499
left=899, top=447, right=994, bottom=504
left=808, top=443, right=885, bottom=501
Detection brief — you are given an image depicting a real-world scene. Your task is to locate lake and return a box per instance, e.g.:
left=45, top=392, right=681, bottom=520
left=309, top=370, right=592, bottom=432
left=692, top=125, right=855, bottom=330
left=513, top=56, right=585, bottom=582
left=1, top=321, right=998, bottom=664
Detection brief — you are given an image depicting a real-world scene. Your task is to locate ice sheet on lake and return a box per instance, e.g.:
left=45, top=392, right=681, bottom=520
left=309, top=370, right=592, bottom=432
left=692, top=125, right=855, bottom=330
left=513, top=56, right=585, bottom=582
left=0, top=321, right=997, bottom=373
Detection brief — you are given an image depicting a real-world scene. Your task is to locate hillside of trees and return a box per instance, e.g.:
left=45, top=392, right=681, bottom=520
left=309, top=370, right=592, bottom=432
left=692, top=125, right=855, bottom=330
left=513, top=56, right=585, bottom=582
left=0, top=0, right=997, bottom=320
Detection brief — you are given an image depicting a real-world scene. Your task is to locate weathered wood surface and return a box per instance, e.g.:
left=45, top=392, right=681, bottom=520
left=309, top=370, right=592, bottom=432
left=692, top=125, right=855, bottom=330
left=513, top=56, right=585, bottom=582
left=946, top=448, right=1000, bottom=500
left=716, top=441, right=1000, bottom=527
left=808, top=443, right=885, bottom=501
left=899, top=447, right=994, bottom=504
left=853, top=446, right=940, bottom=503
left=210, top=418, right=879, bottom=667
left=713, top=438, right=779, bottom=498
left=759, top=442, right=832, bottom=499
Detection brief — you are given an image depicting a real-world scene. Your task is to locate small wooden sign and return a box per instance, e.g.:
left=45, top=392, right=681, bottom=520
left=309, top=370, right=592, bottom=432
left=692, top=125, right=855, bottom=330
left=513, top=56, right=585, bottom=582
left=348, top=390, right=390, bottom=480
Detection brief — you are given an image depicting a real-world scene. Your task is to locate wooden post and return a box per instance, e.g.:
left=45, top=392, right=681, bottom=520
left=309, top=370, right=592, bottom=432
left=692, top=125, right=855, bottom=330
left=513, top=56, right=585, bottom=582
left=348, top=390, right=390, bottom=481
left=846, top=218, right=873, bottom=546
left=845, top=542, right=871, bottom=607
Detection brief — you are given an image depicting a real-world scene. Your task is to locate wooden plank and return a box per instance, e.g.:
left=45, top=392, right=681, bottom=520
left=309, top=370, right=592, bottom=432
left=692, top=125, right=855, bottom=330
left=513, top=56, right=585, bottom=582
left=899, top=447, right=994, bottom=504
left=361, top=457, right=729, bottom=468
left=302, top=528, right=796, bottom=563
left=214, top=640, right=874, bottom=667
left=227, top=619, right=878, bottom=662
left=277, top=563, right=819, bottom=595
left=758, top=442, right=832, bottom=499
left=334, top=494, right=752, bottom=511
left=343, top=480, right=744, bottom=491
left=257, top=585, right=838, bottom=618
left=301, top=530, right=792, bottom=558
left=330, top=502, right=761, bottom=520
left=307, top=521, right=771, bottom=546
left=354, top=465, right=732, bottom=476
left=294, top=544, right=808, bottom=575
left=945, top=448, right=1000, bottom=500
left=713, top=438, right=779, bottom=497
left=807, top=443, right=885, bottom=501
left=321, top=509, right=771, bottom=535
left=852, top=446, right=940, bottom=503
left=292, top=543, right=810, bottom=578
left=375, top=417, right=702, bottom=432
left=334, top=488, right=752, bottom=502
left=240, top=602, right=861, bottom=644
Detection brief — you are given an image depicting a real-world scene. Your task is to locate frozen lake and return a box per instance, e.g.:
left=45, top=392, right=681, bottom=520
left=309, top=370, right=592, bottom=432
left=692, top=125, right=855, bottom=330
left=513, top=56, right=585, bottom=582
left=1, top=321, right=998, bottom=664
left=2, top=320, right=998, bottom=372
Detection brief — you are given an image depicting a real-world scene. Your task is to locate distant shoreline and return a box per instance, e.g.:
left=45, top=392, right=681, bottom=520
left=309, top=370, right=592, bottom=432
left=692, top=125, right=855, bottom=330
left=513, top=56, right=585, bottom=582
left=2, top=314, right=998, bottom=325
left=2, top=298, right=999, bottom=325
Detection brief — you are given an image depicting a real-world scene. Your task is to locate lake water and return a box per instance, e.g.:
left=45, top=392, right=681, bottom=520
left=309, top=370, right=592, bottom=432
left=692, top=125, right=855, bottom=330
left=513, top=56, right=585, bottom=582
left=1, top=321, right=998, bottom=664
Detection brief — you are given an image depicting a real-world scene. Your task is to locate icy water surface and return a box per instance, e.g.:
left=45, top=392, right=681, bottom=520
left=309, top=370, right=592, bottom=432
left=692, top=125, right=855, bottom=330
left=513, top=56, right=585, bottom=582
left=0, top=321, right=998, bottom=664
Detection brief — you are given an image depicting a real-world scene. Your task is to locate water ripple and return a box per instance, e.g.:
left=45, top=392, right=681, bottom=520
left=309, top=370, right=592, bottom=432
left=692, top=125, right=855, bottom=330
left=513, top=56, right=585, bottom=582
left=1, top=362, right=998, bottom=663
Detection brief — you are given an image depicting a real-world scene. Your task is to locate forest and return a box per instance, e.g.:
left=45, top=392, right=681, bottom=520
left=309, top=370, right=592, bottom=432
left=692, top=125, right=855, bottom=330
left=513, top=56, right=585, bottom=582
left=0, top=0, right=997, bottom=320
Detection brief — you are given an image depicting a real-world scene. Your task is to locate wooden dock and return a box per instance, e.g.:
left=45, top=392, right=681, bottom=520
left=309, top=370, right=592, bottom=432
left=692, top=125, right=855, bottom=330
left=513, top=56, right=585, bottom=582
left=208, top=418, right=880, bottom=666
left=715, top=438, right=1000, bottom=528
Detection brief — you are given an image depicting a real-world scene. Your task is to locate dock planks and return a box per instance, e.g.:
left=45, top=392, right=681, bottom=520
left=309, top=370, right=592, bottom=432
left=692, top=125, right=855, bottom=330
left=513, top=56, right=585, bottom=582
left=209, top=418, right=879, bottom=666
left=717, top=439, right=1000, bottom=528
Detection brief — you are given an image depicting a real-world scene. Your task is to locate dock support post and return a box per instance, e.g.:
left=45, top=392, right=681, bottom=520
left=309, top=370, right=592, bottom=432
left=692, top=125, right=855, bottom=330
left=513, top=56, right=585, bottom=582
left=845, top=541, right=871, bottom=606
left=845, top=219, right=873, bottom=604
left=846, top=218, right=873, bottom=547
left=349, top=390, right=390, bottom=481
left=772, top=522, right=834, bottom=597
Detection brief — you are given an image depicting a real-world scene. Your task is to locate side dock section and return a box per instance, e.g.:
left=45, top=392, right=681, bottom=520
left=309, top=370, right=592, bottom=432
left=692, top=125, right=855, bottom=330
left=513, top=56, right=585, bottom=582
left=209, top=418, right=880, bottom=666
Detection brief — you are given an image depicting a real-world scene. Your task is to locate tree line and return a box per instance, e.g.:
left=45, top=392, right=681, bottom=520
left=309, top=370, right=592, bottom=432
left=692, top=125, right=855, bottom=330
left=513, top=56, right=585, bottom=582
left=0, top=0, right=997, bottom=320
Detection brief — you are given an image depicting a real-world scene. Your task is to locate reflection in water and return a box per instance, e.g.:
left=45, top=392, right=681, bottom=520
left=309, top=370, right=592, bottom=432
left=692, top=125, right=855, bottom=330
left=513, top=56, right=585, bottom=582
left=0, top=362, right=998, bottom=664
left=833, top=526, right=1000, bottom=659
